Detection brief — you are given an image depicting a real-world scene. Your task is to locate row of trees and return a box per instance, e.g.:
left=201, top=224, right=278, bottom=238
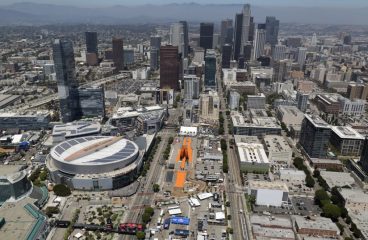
left=221, top=139, right=229, bottom=173
left=219, top=112, right=225, bottom=135
left=163, top=136, right=174, bottom=160
left=293, top=157, right=315, bottom=188
left=141, top=136, right=162, bottom=177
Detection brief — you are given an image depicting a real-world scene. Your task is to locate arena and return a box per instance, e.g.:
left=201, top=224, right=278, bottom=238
left=47, top=136, right=146, bottom=190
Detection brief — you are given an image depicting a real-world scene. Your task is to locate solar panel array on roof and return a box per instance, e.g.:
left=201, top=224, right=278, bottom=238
left=89, top=142, right=137, bottom=164
left=61, top=142, right=70, bottom=150
left=55, top=146, right=64, bottom=155
left=68, top=139, right=79, bottom=146
left=79, top=128, right=97, bottom=133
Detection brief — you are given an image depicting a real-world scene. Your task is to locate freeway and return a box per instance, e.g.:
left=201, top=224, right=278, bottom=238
left=11, top=73, right=128, bottom=111
left=217, top=53, right=252, bottom=240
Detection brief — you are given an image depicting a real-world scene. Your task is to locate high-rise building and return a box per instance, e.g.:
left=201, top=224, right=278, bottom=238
left=183, top=75, right=200, bottom=100
left=200, top=22, right=214, bottom=50
left=297, top=47, right=307, bottom=69
left=150, top=35, right=161, bottom=50
left=265, top=16, right=279, bottom=46
left=241, top=4, right=251, bottom=52
left=272, top=44, right=287, bottom=61
left=296, top=91, right=309, bottom=112
left=243, top=43, right=252, bottom=61
left=85, top=32, right=98, bottom=54
left=78, top=86, right=105, bottom=118
left=220, top=19, right=233, bottom=46
left=222, top=44, right=232, bottom=69
left=249, top=16, right=255, bottom=41
left=112, top=37, right=124, bottom=71
left=229, top=91, right=240, bottom=110
left=343, top=34, right=352, bottom=45
left=347, top=83, right=368, bottom=100
left=299, top=115, right=331, bottom=158
left=360, top=138, right=368, bottom=173
left=233, top=13, right=243, bottom=61
left=150, top=36, right=161, bottom=71
left=311, top=33, right=318, bottom=46
left=160, top=45, right=180, bottom=90
left=252, top=28, right=266, bottom=60
left=273, top=59, right=289, bottom=82
left=179, top=21, right=189, bottom=58
left=287, top=37, right=302, bottom=48
left=53, top=39, right=80, bottom=123
left=204, top=49, right=217, bottom=89
left=170, top=23, right=185, bottom=56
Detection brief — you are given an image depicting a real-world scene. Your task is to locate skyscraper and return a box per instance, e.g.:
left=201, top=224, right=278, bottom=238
left=53, top=39, right=80, bottom=123
left=297, top=47, right=307, bottom=69
left=112, top=37, right=124, bottom=72
left=296, top=91, right=309, bottom=112
left=160, top=45, right=180, bottom=90
left=150, top=36, right=161, bottom=71
left=233, top=13, right=243, bottom=61
left=85, top=32, right=98, bottom=66
left=220, top=19, right=233, bottom=46
left=204, top=49, right=217, bottom=89
left=179, top=21, right=189, bottom=58
left=359, top=138, right=368, bottom=173
left=184, top=75, right=200, bottom=100
left=241, top=4, right=251, bottom=52
left=222, top=44, right=232, bottom=69
left=272, top=44, right=287, bottom=61
left=170, top=23, right=185, bottom=56
left=249, top=16, right=255, bottom=42
left=273, top=60, right=289, bottom=82
left=200, top=23, right=214, bottom=50
left=78, top=86, right=105, bottom=118
left=265, top=16, right=279, bottom=46
left=85, top=32, right=98, bottom=54
left=311, top=33, right=317, bottom=46
left=299, top=115, right=331, bottom=158
left=252, top=28, right=266, bottom=60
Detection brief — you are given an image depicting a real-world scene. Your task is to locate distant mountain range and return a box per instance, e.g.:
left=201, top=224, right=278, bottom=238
left=0, top=2, right=367, bottom=26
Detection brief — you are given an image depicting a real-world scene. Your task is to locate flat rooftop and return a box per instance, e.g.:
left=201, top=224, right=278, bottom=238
left=339, top=189, right=368, bottom=204
left=331, top=126, right=365, bottom=140
left=237, top=143, right=269, bottom=164
left=319, top=171, right=355, bottom=188
left=293, top=215, right=339, bottom=232
left=263, top=135, right=291, bottom=153
left=249, top=180, right=288, bottom=192
left=305, top=114, right=330, bottom=129
left=52, top=121, right=101, bottom=137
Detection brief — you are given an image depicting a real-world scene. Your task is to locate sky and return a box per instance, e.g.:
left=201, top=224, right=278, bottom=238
left=1, top=0, right=368, bottom=7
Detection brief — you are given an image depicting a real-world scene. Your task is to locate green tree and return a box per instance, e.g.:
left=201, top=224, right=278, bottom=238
left=305, top=175, right=315, bottom=188
left=53, top=184, right=71, bottom=197
left=314, top=189, right=330, bottom=206
left=144, top=207, right=154, bottom=216
left=142, top=212, right=151, bottom=224
left=152, top=184, right=160, bottom=192
left=136, top=231, right=145, bottom=239
left=323, top=203, right=341, bottom=221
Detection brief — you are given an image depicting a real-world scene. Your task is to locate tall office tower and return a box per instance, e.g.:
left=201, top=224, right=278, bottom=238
left=273, top=60, right=288, bottom=82
left=150, top=35, right=161, bottom=50
left=204, top=49, right=217, bottom=89
left=265, top=16, right=279, bottom=46
left=78, top=86, right=105, bottom=118
left=53, top=39, right=80, bottom=123
left=222, top=44, right=232, bottom=68
left=229, top=91, right=240, bottom=110
left=311, top=33, right=317, bottom=46
left=297, top=47, right=307, bottom=69
left=85, top=32, right=98, bottom=54
left=249, top=16, right=255, bottom=41
left=160, top=45, right=180, bottom=90
left=150, top=36, right=161, bottom=71
left=243, top=43, right=252, bottom=61
left=299, top=115, right=331, bottom=158
left=296, top=91, right=309, bottom=112
left=252, top=28, right=266, bottom=60
left=241, top=4, right=251, bottom=52
left=343, top=34, right=352, bottom=45
left=150, top=48, right=159, bottom=70
left=85, top=32, right=98, bottom=66
left=170, top=23, right=185, bottom=56
left=220, top=19, right=233, bottom=46
left=272, top=44, right=287, bottom=61
left=200, top=23, right=214, bottom=50
left=183, top=75, right=200, bottom=100
left=347, top=83, right=368, bottom=100
left=179, top=21, right=189, bottom=58
left=233, top=13, right=243, bottom=61
left=360, top=138, right=368, bottom=173
left=112, top=37, right=124, bottom=71
left=238, top=56, right=245, bottom=69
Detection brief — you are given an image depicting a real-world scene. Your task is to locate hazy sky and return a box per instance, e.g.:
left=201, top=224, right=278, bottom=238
left=1, top=0, right=368, bottom=7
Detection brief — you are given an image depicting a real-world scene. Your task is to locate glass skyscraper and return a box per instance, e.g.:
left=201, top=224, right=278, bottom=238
left=204, top=49, right=217, bottom=89
left=199, top=22, right=214, bottom=51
